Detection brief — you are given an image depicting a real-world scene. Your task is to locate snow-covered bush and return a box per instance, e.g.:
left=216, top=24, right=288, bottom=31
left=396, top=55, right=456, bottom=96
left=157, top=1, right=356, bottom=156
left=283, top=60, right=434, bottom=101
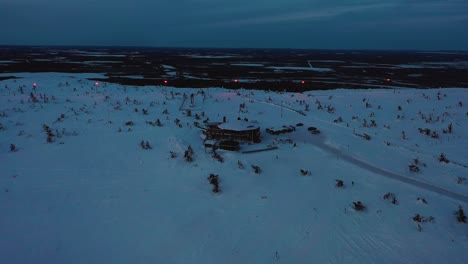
left=383, top=192, right=398, bottom=205
left=212, top=150, right=224, bottom=163
left=140, top=140, right=152, bottom=150
left=353, top=201, right=366, bottom=211
left=207, top=174, right=220, bottom=193
left=335, top=179, right=344, bottom=188
left=439, top=153, right=449, bottom=163
left=453, top=206, right=466, bottom=223
left=184, top=145, right=194, bottom=162
left=42, top=124, right=54, bottom=143
left=413, top=214, right=435, bottom=223
left=252, top=165, right=261, bottom=174
left=10, top=144, right=17, bottom=152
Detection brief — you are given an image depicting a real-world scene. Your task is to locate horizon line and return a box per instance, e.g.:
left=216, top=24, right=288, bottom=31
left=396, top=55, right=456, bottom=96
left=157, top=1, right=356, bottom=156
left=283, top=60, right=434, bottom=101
left=0, top=44, right=467, bottom=53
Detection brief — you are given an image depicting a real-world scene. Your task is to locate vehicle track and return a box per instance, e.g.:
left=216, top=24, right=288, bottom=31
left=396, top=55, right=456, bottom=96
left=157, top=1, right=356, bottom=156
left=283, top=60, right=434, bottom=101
left=314, top=140, right=468, bottom=203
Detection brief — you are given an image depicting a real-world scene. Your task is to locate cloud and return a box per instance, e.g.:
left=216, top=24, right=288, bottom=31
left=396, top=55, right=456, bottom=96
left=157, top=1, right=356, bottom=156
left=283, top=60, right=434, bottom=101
left=197, top=2, right=395, bottom=28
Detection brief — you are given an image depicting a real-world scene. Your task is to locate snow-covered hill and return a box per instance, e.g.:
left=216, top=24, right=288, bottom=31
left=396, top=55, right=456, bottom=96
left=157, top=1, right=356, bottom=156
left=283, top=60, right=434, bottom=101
left=1, top=73, right=467, bottom=264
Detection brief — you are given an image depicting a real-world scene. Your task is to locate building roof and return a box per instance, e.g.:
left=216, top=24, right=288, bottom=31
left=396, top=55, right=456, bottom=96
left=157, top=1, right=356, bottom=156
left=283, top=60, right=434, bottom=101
left=217, top=121, right=259, bottom=131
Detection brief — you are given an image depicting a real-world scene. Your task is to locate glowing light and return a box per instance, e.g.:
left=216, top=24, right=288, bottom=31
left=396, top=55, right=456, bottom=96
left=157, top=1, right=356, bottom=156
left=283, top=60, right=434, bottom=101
left=33, top=83, right=37, bottom=87
left=234, top=79, right=239, bottom=83
left=386, top=78, right=391, bottom=82
left=164, top=80, right=168, bottom=84
left=301, top=80, right=305, bottom=84
left=95, top=82, right=99, bottom=86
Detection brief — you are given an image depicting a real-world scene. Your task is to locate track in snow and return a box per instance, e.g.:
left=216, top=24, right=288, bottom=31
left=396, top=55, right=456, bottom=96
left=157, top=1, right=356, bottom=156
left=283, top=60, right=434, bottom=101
left=313, top=139, right=468, bottom=204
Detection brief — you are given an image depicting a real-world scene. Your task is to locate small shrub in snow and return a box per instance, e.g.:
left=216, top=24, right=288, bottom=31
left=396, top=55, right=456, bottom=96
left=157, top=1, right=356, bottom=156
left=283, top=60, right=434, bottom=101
left=140, top=140, right=152, bottom=150
left=457, top=177, right=466, bottom=184
left=184, top=145, right=194, bottom=162
left=251, top=165, right=261, bottom=174
left=418, top=128, right=431, bottom=135
left=413, top=214, right=422, bottom=222
left=453, top=206, right=466, bottom=223
left=207, top=174, right=220, bottom=193
left=212, top=150, right=224, bottom=163
left=10, top=144, right=17, bottom=152
left=300, top=169, right=311, bottom=176
left=412, top=214, right=435, bottom=223
left=417, top=224, right=423, bottom=232
left=237, top=160, right=244, bottom=169
left=439, top=153, right=449, bottom=163
left=29, top=92, right=39, bottom=103
left=42, top=124, right=54, bottom=143
left=156, top=119, right=163, bottom=127
left=409, top=164, right=420, bottom=173
left=170, top=151, right=177, bottom=159
left=417, top=197, right=428, bottom=204
left=383, top=192, right=398, bottom=205
left=443, top=123, right=453, bottom=134
left=352, top=201, right=366, bottom=211
left=333, top=117, right=343, bottom=123
left=335, top=179, right=344, bottom=188
left=125, top=121, right=134, bottom=126
left=56, top=113, right=65, bottom=122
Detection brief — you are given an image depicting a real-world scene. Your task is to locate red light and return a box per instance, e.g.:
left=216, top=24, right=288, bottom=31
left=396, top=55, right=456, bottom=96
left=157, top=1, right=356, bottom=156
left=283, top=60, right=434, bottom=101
left=164, top=80, right=168, bottom=84
left=95, top=82, right=99, bottom=86
left=33, top=83, right=37, bottom=87
left=234, top=79, right=239, bottom=83
left=386, top=78, right=391, bottom=82
left=301, top=80, right=305, bottom=84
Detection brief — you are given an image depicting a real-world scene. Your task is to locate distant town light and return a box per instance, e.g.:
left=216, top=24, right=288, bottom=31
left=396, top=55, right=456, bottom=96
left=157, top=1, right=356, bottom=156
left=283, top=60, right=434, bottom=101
left=95, top=82, right=99, bottom=86
left=386, top=78, right=391, bottom=82
left=234, top=79, right=239, bottom=83
left=164, top=80, right=168, bottom=84
left=301, top=80, right=305, bottom=84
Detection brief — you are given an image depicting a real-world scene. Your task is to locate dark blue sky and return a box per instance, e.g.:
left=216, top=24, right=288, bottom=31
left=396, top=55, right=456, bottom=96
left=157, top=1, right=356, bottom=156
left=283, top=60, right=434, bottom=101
left=1, top=0, right=467, bottom=50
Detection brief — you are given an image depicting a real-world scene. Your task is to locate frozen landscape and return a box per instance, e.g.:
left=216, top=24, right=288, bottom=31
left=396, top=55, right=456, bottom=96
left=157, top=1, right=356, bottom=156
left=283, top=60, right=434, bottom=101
left=1, top=72, right=467, bottom=263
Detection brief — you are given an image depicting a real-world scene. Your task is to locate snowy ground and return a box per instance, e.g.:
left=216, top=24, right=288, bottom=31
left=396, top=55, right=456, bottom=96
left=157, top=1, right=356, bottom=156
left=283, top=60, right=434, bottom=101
left=1, top=73, right=467, bottom=264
